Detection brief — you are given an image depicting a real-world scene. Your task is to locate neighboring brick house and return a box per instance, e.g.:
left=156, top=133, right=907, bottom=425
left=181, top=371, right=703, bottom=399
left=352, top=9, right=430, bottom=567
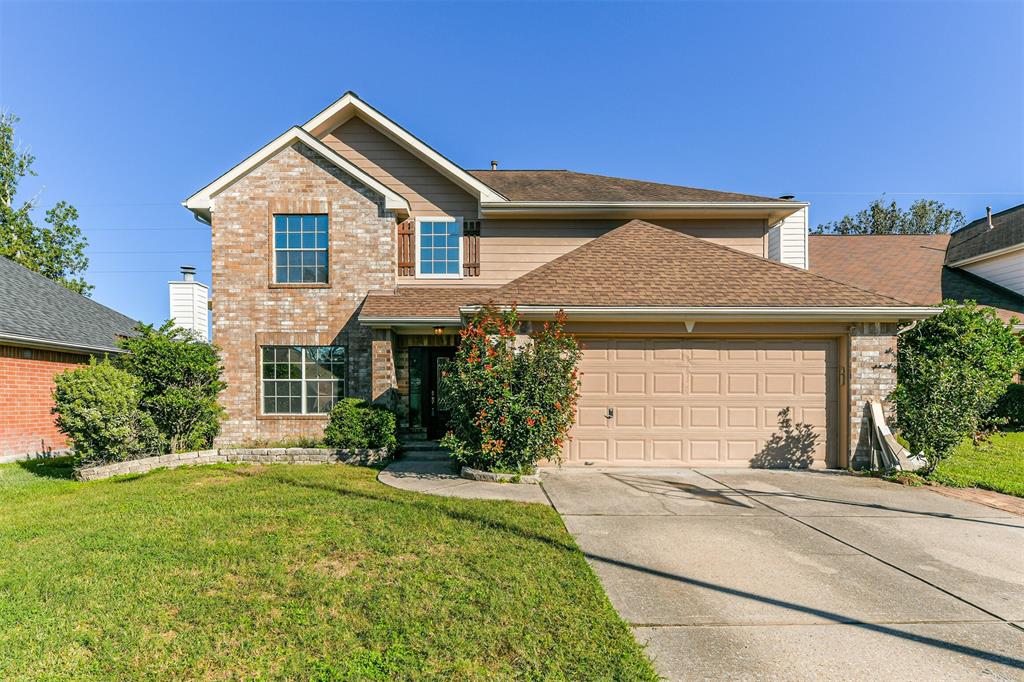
left=0, top=257, right=137, bottom=462
left=184, top=92, right=938, bottom=469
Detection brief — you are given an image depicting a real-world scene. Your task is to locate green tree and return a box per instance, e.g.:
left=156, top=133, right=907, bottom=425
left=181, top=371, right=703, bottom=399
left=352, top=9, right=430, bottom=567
left=0, top=112, right=91, bottom=295
left=814, top=197, right=966, bottom=235
left=113, top=321, right=226, bottom=452
left=891, top=301, right=1024, bottom=467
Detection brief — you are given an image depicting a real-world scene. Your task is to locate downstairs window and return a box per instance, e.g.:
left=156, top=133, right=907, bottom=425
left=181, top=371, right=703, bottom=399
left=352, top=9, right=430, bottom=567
left=261, top=345, right=346, bottom=414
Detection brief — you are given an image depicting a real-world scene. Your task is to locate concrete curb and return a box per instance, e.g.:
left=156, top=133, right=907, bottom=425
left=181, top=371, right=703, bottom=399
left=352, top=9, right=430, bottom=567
left=74, top=447, right=391, bottom=481
left=460, top=465, right=541, bottom=485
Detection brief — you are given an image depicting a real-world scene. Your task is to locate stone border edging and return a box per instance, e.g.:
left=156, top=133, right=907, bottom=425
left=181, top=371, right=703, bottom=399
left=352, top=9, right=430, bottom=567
left=74, top=447, right=391, bottom=481
left=460, top=465, right=541, bottom=485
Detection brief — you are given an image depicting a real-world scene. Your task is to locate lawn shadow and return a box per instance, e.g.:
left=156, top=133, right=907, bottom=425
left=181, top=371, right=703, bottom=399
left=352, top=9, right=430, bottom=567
left=16, top=456, right=77, bottom=480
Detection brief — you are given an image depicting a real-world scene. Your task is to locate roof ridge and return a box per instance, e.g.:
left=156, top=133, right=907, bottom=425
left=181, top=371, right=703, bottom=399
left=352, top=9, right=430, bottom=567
left=951, top=201, right=1024, bottom=236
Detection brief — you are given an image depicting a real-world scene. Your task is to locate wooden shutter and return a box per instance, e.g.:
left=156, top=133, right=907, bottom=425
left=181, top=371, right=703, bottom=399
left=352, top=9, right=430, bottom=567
left=398, top=219, right=415, bottom=276
left=463, top=220, right=481, bottom=277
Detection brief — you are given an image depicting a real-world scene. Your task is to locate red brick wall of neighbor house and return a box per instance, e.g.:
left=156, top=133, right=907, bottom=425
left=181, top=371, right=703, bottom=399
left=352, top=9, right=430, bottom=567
left=0, top=345, right=88, bottom=458
left=211, top=142, right=397, bottom=445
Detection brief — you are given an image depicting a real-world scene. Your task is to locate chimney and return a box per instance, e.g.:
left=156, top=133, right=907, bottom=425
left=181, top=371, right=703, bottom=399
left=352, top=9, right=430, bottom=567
left=491, top=160, right=498, bottom=171
left=169, top=265, right=209, bottom=342
left=987, top=206, right=994, bottom=230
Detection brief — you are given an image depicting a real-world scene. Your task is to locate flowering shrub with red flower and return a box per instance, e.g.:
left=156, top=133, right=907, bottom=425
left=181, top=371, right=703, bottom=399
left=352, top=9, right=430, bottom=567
left=439, top=305, right=581, bottom=472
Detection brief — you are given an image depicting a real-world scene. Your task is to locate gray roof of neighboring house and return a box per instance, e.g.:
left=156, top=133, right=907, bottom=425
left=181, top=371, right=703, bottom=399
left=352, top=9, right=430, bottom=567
left=946, top=203, right=1024, bottom=264
left=0, top=256, right=138, bottom=353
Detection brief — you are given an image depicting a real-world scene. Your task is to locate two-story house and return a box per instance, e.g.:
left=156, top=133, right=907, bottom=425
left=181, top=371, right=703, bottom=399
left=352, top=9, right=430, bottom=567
left=184, top=92, right=935, bottom=469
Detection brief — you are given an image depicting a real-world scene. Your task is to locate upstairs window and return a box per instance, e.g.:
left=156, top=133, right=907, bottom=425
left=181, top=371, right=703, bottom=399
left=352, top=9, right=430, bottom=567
left=274, top=214, right=328, bottom=284
left=261, top=345, right=346, bottom=414
left=416, top=217, right=462, bottom=278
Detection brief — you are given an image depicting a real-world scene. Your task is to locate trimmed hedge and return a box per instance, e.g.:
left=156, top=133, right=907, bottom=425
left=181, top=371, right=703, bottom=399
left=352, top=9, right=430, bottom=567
left=323, top=399, right=397, bottom=452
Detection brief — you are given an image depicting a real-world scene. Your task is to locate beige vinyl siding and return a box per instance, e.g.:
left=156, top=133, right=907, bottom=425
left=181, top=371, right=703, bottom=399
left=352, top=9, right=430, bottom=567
left=962, top=250, right=1024, bottom=296
left=768, top=206, right=808, bottom=269
left=320, top=116, right=477, bottom=218
left=400, top=218, right=767, bottom=286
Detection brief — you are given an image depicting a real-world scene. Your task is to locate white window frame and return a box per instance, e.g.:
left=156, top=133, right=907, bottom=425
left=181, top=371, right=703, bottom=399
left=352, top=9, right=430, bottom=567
left=260, top=345, right=347, bottom=416
left=415, top=216, right=463, bottom=280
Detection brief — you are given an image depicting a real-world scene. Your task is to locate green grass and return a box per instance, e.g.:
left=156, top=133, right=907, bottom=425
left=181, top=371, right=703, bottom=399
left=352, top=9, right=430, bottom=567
left=930, top=432, right=1024, bottom=498
left=0, top=459, right=656, bottom=681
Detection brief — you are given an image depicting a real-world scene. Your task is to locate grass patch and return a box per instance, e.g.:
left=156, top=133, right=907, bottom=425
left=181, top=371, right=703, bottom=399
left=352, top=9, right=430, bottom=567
left=0, top=461, right=655, bottom=680
left=929, top=432, right=1024, bottom=497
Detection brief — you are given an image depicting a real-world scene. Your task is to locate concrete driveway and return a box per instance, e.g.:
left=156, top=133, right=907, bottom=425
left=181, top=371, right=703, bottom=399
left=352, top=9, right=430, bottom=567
left=542, top=468, right=1024, bottom=681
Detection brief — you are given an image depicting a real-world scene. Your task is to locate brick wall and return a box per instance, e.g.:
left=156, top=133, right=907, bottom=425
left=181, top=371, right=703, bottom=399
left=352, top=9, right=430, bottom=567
left=211, top=142, right=397, bottom=444
left=0, top=345, right=88, bottom=459
left=849, top=322, right=898, bottom=468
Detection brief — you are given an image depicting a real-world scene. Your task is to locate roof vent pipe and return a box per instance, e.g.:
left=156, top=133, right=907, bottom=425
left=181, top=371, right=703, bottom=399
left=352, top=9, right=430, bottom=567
left=491, top=160, right=498, bottom=171
left=987, top=206, right=994, bottom=229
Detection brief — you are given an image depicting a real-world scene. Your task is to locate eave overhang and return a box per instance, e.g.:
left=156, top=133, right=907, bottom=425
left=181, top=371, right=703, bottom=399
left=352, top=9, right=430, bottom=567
left=0, top=332, right=126, bottom=355
left=947, top=241, right=1024, bottom=268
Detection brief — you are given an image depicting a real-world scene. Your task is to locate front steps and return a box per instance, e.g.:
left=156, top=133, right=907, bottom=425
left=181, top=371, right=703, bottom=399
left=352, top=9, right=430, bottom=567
left=399, top=439, right=451, bottom=462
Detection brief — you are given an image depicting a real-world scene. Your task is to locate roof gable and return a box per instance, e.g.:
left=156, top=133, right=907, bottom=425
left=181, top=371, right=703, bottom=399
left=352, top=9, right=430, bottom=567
left=489, top=220, right=910, bottom=309
left=0, top=257, right=137, bottom=353
left=303, top=92, right=507, bottom=204
left=183, top=127, right=409, bottom=219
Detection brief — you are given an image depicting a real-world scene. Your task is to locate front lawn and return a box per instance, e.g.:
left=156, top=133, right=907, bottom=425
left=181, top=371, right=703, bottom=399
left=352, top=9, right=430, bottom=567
left=929, top=432, right=1024, bottom=498
left=0, top=460, right=656, bottom=680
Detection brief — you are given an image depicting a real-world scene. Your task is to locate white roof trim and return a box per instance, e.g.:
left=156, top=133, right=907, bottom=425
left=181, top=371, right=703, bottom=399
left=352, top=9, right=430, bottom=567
left=458, top=305, right=940, bottom=322
left=302, top=92, right=507, bottom=204
left=947, top=241, right=1024, bottom=268
left=359, top=316, right=462, bottom=327
left=183, top=126, right=409, bottom=215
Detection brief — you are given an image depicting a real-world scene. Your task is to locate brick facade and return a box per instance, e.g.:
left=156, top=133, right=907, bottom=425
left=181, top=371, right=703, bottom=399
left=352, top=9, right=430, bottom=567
left=848, top=322, right=899, bottom=468
left=0, top=345, right=87, bottom=460
left=211, top=143, right=396, bottom=444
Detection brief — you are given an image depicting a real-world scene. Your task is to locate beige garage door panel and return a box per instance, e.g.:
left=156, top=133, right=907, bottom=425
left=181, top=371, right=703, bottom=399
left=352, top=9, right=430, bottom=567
left=569, top=338, right=837, bottom=467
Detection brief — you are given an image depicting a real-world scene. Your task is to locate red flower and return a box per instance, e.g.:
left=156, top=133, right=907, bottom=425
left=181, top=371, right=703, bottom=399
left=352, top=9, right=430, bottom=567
left=526, top=417, right=536, bottom=427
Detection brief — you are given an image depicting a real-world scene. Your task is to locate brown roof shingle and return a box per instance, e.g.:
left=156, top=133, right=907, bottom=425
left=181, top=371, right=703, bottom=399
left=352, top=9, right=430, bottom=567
left=468, top=170, right=782, bottom=203
left=360, top=286, right=497, bottom=320
left=946, top=203, right=1024, bottom=264
left=489, top=220, right=909, bottom=308
left=809, top=234, right=1024, bottom=323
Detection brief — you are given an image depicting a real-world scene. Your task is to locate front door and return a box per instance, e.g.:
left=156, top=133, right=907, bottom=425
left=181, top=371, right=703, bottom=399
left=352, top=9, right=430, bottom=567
left=409, top=347, right=457, bottom=439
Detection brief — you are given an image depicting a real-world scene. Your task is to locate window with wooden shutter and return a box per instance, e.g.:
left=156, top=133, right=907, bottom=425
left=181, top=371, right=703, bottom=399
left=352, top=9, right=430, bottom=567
left=463, top=220, right=481, bottom=277
left=397, top=219, right=415, bottom=276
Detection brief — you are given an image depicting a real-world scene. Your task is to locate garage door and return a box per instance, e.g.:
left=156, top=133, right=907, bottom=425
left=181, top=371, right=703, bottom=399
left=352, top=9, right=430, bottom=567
left=568, top=338, right=838, bottom=467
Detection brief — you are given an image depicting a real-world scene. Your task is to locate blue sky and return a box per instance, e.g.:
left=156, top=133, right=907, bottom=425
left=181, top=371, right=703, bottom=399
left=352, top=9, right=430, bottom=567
left=1, top=1, right=1021, bottom=324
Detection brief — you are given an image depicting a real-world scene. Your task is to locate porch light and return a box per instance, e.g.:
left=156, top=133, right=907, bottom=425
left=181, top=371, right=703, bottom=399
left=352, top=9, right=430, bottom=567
left=433, top=326, right=445, bottom=336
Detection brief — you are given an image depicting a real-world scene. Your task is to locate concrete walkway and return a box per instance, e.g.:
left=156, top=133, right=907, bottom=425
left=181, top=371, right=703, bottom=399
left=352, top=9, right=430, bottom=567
left=542, top=467, right=1024, bottom=681
left=378, top=459, right=550, bottom=505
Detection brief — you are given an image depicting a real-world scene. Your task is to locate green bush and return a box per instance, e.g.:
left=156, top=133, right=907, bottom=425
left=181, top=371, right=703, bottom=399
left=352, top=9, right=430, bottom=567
left=52, top=359, right=165, bottom=464
left=113, top=321, right=226, bottom=452
left=987, top=383, right=1024, bottom=429
left=439, top=305, right=581, bottom=473
left=892, top=301, right=1024, bottom=467
left=363, top=405, right=398, bottom=453
left=323, top=398, right=397, bottom=451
